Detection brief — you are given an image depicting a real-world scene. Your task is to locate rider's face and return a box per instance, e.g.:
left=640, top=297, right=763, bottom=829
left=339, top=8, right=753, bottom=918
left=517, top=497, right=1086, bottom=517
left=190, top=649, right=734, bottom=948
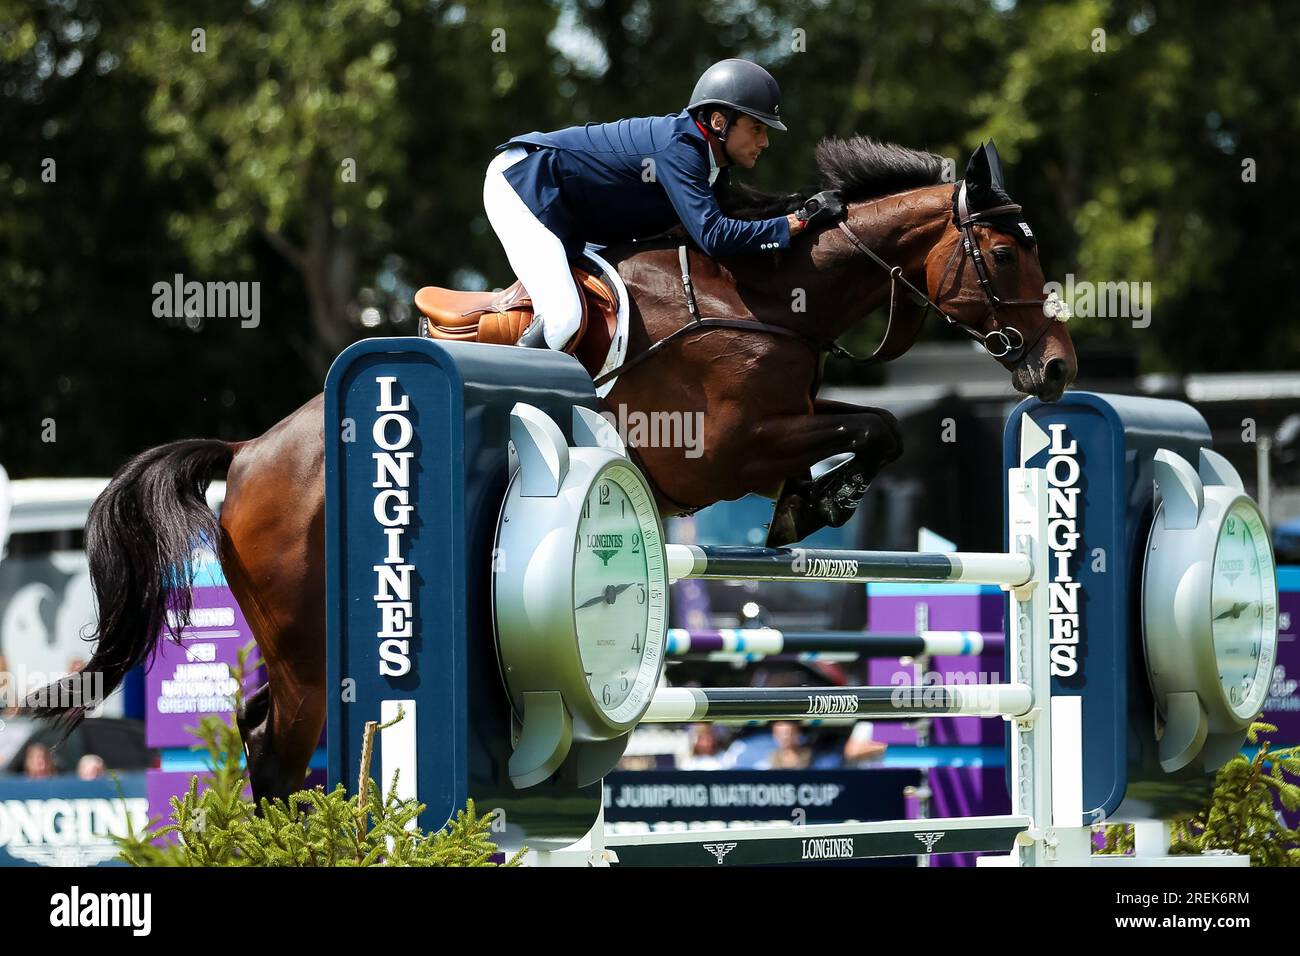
left=713, top=113, right=769, bottom=169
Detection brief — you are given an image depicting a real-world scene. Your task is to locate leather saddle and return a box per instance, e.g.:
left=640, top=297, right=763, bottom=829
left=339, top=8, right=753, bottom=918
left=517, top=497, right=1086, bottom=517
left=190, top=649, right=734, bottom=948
left=415, top=263, right=619, bottom=379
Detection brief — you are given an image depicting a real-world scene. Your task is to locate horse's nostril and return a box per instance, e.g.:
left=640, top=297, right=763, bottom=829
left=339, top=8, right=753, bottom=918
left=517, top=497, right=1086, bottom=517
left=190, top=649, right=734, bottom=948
left=1043, top=357, right=1070, bottom=387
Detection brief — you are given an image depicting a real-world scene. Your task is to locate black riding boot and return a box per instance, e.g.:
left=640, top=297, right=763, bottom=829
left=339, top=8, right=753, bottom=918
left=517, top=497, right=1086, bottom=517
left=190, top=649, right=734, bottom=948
left=515, top=317, right=549, bottom=349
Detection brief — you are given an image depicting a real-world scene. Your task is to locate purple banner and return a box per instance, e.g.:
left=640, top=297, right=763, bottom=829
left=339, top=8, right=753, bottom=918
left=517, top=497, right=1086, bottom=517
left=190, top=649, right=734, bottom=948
left=1265, top=568, right=1300, bottom=743
left=145, top=583, right=262, bottom=749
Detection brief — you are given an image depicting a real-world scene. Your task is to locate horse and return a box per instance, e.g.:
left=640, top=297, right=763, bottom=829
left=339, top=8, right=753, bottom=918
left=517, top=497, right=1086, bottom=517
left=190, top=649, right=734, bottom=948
left=29, top=138, right=1076, bottom=806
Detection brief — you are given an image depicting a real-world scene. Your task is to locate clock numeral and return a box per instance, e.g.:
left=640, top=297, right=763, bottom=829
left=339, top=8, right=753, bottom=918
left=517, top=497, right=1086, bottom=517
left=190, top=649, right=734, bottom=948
left=602, top=684, right=612, bottom=706
left=631, top=532, right=642, bottom=554
left=632, top=632, right=643, bottom=654
left=635, top=584, right=646, bottom=605
left=599, top=482, right=612, bottom=506
left=620, top=675, right=630, bottom=693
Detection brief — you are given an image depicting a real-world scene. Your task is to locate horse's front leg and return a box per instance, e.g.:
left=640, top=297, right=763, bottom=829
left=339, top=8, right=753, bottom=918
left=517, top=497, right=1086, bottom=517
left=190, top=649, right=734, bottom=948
left=752, top=400, right=904, bottom=547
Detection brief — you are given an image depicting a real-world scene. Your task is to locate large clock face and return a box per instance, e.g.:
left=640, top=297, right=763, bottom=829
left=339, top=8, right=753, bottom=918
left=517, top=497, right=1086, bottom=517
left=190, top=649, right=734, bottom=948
left=572, top=464, right=666, bottom=718
left=1211, top=498, right=1278, bottom=719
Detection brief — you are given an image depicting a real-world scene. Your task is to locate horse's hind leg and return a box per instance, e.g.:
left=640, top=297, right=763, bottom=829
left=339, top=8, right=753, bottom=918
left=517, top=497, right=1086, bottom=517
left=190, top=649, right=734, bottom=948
left=252, top=641, right=327, bottom=805
left=216, top=393, right=328, bottom=807
left=220, top=540, right=328, bottom=806
left=234, top=676, right=322, bottom=809
left=757, top=401, right=904, bottom=547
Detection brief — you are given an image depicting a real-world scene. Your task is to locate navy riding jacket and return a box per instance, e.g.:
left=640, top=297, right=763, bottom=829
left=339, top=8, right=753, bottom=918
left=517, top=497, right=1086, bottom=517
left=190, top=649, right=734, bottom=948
left=496, top=109, right=790, bottom=259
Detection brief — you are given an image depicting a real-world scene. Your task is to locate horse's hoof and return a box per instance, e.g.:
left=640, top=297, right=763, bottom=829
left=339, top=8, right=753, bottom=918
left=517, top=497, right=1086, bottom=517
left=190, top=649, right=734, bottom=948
left=814, top=484, right=866, bottom=529
left=815, top=498, right=847, bottom=529
left=809, top=461, right=872, bottom=530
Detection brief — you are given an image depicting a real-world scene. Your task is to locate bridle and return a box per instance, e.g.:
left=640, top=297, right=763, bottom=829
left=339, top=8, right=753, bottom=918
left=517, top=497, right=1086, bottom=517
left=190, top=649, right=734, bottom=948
left=834, top=180, right=1067, bottom=365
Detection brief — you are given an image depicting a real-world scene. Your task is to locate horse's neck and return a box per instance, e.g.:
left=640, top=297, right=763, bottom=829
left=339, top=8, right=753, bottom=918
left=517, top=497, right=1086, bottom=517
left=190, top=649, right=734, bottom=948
left=720, top=185, right=953, bottom=343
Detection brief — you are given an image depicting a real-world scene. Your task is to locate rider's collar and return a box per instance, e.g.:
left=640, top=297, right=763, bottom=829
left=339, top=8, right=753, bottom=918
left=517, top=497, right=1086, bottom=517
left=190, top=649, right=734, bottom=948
left=692, top=117, right=722, bottom=185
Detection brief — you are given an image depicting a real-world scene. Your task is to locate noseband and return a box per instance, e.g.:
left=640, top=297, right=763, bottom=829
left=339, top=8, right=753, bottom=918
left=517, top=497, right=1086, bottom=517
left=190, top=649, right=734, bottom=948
left=834, top=180, right=1067, bottom=366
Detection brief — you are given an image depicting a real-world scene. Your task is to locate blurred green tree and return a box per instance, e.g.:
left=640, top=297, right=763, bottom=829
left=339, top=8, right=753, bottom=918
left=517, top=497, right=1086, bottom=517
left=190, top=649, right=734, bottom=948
left=3, top=0, right=1299, bottom=480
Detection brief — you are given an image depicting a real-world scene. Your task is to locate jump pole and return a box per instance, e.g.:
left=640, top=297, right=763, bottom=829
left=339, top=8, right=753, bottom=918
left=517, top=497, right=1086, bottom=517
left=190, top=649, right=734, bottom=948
left=666, top=544, right=1032, bottom=587
left=664, top=627, right=1002, bottom=660
left=640, top=683, right=1033, bottom=722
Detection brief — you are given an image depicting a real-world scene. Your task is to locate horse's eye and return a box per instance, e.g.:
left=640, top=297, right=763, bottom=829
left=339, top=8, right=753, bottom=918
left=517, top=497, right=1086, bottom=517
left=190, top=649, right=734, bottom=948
left=992, top=246, right=1013, bottom=265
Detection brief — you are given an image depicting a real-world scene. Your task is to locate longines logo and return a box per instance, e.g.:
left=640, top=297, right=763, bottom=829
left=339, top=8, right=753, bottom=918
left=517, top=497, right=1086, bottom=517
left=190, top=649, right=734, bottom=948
left=371, top=375, right=417, bottom=679
left=805, top=693, right=859, bottom=716
left=704, top=843, right=737, bottom=864
left=801, top=837, right=854, bottom=860
left=1043, top=422, right=1083, bottom=678
left=0, top=798, right=149, bottom=867
left=790, top=550, right=859, bottom=580
left=588, top=532, right=625, bottom=566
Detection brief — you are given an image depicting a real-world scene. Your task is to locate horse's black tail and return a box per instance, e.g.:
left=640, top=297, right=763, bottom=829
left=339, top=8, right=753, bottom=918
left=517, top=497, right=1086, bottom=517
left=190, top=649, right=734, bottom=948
left=24, top=438, right=233, bottom=733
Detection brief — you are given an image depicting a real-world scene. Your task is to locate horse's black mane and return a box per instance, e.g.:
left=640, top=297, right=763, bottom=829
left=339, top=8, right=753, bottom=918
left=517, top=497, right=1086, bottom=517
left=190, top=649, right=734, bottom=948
left=718, top=135, right=946, bottom=220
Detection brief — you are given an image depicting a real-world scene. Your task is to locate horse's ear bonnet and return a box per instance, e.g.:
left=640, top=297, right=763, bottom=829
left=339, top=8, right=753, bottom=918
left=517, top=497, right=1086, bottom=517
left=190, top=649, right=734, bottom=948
left=955, top=140, right=1036, bottom=247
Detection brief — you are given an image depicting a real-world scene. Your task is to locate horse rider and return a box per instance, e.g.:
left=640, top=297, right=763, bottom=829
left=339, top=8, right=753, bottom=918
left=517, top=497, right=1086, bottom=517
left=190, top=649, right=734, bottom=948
left=484, top=57, right=846, bottom=350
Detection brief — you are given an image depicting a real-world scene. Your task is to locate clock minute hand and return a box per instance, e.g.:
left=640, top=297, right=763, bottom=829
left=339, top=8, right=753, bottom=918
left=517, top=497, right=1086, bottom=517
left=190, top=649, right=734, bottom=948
left=575, top=583, right=635, bottom=610
left=1212, top=601, right=1251, bottom=622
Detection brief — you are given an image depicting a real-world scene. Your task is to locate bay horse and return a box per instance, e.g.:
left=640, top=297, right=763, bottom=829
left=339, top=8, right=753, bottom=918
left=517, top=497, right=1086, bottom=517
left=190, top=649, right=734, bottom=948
left=31, top=139, right=1075, bottom=805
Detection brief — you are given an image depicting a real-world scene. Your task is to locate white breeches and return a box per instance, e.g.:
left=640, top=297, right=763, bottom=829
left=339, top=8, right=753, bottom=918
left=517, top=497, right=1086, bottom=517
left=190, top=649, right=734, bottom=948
left=483, top=146, right=584, bottom=349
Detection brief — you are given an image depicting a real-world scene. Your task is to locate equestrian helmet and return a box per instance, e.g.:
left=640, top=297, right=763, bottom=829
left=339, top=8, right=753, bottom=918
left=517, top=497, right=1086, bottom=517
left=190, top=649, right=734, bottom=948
left=688, top=58, right=787, bottom=132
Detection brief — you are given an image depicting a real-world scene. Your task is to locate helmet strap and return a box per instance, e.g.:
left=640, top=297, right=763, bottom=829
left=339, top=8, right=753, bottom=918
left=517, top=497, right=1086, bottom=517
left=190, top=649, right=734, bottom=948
left=714, top=107, right=737, bottom=143
left=696, top=106, right=736, bottom=143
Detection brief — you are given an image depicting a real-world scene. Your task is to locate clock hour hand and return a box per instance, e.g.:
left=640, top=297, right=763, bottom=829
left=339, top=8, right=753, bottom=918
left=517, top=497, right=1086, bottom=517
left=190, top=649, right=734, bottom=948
left=575, top=582, right=635, bottom=610
left=1212, top=601, right=1252, bottom=622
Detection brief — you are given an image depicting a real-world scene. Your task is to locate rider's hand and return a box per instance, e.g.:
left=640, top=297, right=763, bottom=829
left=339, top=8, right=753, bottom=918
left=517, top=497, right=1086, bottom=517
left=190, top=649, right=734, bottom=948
left=795, top=190, right=846, bottom=231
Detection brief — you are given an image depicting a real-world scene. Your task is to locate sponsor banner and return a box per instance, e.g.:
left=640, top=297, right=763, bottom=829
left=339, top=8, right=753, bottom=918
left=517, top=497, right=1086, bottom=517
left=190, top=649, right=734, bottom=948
left=145, top=579, right=261, bottom=749
left=0, top=773, right=146, bottom=867
left=603, top=769, right=913, bottom=824
left=1266, top=568, right=1300, bottom=744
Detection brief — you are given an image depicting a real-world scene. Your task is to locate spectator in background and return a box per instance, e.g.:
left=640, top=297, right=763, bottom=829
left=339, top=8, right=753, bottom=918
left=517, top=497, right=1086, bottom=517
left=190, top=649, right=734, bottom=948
left=23, top=743, right=56, bottom=779
left=77, top=754, right=106, bottom=780
left=615, top=754, right=659, bottom=771
left=762, top=721, right=811, bottom=769
left=679, top=723, right=727, bottom=769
